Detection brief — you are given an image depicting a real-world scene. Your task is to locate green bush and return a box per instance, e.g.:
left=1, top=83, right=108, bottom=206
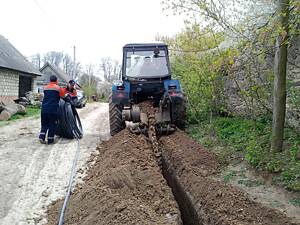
left=278, top=161, right=300, bottom=191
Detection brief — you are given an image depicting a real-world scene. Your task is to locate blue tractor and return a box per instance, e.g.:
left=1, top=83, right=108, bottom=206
left=109, top=43, right=186, bottom=136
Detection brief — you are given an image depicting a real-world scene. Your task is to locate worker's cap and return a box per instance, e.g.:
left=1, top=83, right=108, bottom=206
left=69, top=80, right=76, bottom=85
left=50, top=75, right=57, bottom=82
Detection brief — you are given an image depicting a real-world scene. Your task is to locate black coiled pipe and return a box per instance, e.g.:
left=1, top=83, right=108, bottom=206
left=56, top=99, right=83, bottom=139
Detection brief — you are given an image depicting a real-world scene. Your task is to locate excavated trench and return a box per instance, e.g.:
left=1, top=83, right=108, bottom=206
left=161, top=152, right=200, bottom=225
left=145, top=116, right=199, bottom=223
left=146, top=125, right=199, bottom=224
left=141, top=102, right=201, bottom=225
left=143, top=105, right=199, bottom=224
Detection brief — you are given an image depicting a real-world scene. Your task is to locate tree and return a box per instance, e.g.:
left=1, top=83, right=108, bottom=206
left=157, top=24, right=229, bottom=122
left=163, top=0, right=298, bottom=151
left=85, top=64, right=95, bottom=89
left=271, top=0, right=290, bottom=152
left=29, top=50, right=87, bottom=84
left=30, top=53, right=41, bottom=69
left=162, top=0, right=276, bottom=43
left=42, top=51, right=64, bottom=68
left=72, top=62, right=82, bottom=80
left=62, top=54, right=73, bottom=77
left=100, top=57, right=120, bottom=82
left=78, top=65, right=100, bottom=101
left=63, top=54, right=82, bottom=80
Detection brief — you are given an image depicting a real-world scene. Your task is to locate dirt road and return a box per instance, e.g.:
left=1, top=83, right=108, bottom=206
left=0, top=103, right=109, bottom=225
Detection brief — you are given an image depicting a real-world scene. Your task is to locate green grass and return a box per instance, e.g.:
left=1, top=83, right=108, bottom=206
left=98, top=96, right=108, bottom=103
left=289, top=198, right=300, bottom=207
left=237, top=179, right=264, bottom=187
left=223, top=170, right=237, bottom=183
left=188, top=116, right=300, bottom=192
left=0, top=105, right=40, bottom=127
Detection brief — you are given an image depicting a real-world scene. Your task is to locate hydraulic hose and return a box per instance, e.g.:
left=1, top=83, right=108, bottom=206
left=58, top=134, right=80, bottom=225
left=56, top=100, right=83, bottom=139
left=57, top=100, right=83, bottom=224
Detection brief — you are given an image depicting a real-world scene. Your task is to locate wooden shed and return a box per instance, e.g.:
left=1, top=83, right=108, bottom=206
left=38, top=62, right=70, bottom=92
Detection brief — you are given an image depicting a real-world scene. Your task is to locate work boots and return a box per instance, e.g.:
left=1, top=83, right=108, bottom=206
left=47, top=137, right=59, bottom=145
left=39, top=137, right=59, bottom=145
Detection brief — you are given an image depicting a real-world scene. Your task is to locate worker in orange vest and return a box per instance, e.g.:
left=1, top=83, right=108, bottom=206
left=39, top=75, right=64, bottom=144
left=61, top=80, right=78, bottom=102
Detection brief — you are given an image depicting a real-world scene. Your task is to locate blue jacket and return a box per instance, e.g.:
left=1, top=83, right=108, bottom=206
left=42, top=82, right=63, bottom=114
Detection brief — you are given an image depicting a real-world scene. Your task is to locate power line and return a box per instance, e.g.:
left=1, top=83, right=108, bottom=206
left=168, top=47, right=216, bottom=53
left=32, top=0, right=48, bottom=17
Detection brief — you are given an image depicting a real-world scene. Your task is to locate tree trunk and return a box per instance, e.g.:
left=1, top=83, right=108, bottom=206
left=271, top=0, right=290, bottom=152
left=0, top=104, right=26, bottom=121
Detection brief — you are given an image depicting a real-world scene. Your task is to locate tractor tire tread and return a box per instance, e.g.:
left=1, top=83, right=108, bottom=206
left=109, top=94, right=125, bottom=136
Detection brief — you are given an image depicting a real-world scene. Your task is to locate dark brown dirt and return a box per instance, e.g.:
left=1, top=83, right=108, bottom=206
left=46, top=130, right=181, bottom=225
left=46, top=123, right=300, bottom=225
left=160, top=131, right=300, bottom=225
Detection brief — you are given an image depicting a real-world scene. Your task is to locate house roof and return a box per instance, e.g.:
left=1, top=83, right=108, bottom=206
left=39, top=62, right=70, bottom=83
left=0, top=35, right=42, bottom=76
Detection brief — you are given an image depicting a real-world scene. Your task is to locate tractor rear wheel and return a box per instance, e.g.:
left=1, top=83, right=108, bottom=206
left=109, top=94, right=125, bottom=136
left=171, top=95, right=187, bottom=130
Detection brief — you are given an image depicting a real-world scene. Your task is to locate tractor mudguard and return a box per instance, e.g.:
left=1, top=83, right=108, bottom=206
left=163, top=79, right=181, bottom=93
left=163, top=79, right=186, bottom=129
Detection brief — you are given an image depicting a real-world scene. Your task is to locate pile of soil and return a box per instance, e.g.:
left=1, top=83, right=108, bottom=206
left=46, top=124, right=299, bottom=225
left=46, top=130, right=181, bottom=225
left=160, top=131, right=299, bottom=225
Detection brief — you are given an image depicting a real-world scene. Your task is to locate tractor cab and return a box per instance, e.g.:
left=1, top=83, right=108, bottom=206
left=122, top=43, right=171, bottom=80
left=117, top=43, right=173, bottom=105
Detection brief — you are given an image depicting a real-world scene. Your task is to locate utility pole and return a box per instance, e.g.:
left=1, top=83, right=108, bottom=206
left=38, top=55, right=41, bottom=69
left=73, top=46, right=76, bottom=79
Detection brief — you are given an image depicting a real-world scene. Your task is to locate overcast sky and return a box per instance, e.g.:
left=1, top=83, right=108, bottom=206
left=0, top=0, right=184, bottom=65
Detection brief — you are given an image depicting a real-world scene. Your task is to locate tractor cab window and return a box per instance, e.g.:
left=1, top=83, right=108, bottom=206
left=125, top=50, right=169, bottom=78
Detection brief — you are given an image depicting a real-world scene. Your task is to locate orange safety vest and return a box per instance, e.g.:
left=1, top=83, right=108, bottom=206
left=61, top=87, right=77, bottom=98
left=42, top=82, right=64, bottom=113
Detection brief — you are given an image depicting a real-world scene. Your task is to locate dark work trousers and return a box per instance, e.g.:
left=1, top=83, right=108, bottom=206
left=39, top=113, right=58, bottom=144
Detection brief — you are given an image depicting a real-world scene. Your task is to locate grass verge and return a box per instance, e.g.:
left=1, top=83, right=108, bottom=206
left=0, top=105, right=40, bottom=127
left=187, top=116, right=300, bottom=192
